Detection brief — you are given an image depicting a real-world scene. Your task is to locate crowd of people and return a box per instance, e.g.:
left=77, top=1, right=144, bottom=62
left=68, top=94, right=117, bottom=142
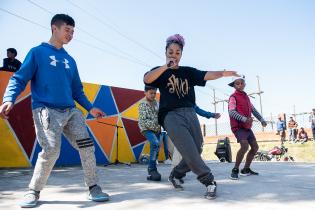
left=276, top=110, right=315, bottom=145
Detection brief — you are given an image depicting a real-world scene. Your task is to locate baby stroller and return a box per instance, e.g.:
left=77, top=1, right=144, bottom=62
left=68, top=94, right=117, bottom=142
left=214, top=137, right=232, bottom=162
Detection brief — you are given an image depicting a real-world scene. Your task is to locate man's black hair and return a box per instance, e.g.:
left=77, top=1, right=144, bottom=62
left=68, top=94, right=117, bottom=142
left=144, top=85, right=157, bottom=91
left=51, top=14, right=75, bottom=27
left=7, top=48, right=17, bottom=56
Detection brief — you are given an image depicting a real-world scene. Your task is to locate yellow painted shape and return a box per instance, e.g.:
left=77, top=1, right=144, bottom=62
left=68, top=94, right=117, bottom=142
left=142, top=141, right=150, bottom=155
left=0, top=119, right=29, bottom=167
left=110, top=118, right=135, bottom=163
left=140, top=139, right=166, bottom=161
left=76, top=82, right=100, bottom=117
left=122, top=100, right=143, bottom=120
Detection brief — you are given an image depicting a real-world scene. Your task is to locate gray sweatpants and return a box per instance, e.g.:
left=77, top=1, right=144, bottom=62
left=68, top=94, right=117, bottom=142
left=164, top=107, right=214, bottom=186
left=29, top=107, right=98, bottom=191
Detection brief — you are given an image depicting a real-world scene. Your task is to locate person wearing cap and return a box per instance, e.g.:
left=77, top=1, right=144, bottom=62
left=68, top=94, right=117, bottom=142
left=309, top=109, right=315, bottom=141
left=228, top=76, right=267, bottom=180
left=144, top=33, right=238, bottom=199
left=1, top=48, right=22, bottom=72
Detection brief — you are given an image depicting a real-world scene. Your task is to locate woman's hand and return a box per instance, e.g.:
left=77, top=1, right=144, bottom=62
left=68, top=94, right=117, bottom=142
left=166, top=57, right=177, bottom=69
left=222, top=70, right=239, bottom=77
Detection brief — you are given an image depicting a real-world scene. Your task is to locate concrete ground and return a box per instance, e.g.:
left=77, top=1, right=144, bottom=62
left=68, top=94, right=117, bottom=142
left=1, top=161, right=315, bottom=210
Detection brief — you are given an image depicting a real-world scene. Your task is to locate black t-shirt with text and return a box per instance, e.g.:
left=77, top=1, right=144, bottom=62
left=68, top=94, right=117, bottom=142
left=145, top=66, right=207, bottom=125
left=1, top=58, right=22, bottom=72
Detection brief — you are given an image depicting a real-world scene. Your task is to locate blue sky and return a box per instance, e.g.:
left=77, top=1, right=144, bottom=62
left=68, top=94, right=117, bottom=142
left=0, top=0, right=314, bottom=125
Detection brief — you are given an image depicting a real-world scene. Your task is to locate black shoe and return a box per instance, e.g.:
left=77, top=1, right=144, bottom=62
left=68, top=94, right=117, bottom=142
left=147, top=169, right=161, bottom=181
left=230, top=168, right=239, bottom=180
left=240, top=168, right=259, bottom=176
left=204, top=181, right=217, bottom=199
left=168, top=171, right=184, bottom=190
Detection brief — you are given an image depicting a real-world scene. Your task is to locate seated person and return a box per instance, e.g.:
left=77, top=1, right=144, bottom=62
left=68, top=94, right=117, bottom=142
left=1, top=48, right=22, bottom=72
left=297, top=127, right=308, bottom=144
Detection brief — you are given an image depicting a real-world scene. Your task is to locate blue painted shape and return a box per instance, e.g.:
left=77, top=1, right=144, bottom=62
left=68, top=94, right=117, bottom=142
left=55, top=135, right=81, bottom=166
left=31, top=133, right=109, bottom=166
left=31, top=142, right=41, bottom=166
left=133, top=143, right=145, bottom=161
left=87, top=85, right=117, bottom=119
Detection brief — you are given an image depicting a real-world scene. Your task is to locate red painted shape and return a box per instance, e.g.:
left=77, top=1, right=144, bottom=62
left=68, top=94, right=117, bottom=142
left=111, top=87, right=144, bottom=112
left=7, top=96, right=36, bottom=157
left=122, top=118, right=146, bottom=147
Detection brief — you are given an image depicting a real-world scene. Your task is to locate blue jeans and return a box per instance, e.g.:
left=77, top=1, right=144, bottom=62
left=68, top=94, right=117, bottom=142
left=288, top=128, right=295, bottom=141
left=143, top=131, right=161, bottom=170
left=312, top=125, right=315, bottom=140
left=160, top=131, right=170, bottom=160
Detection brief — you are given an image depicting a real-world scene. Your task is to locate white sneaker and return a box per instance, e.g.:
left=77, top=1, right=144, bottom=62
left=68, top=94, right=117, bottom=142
left=164, top=159, right=172, bottom=165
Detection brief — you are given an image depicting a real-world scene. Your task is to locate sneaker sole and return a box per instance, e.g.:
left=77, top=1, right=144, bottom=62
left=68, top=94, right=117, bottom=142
left=229, top=176, right=239, bottom=180
left=88, top=196, right=110, bottom=202
left=205, top=195, right=217, bottom=200
left=147, top=176, right=161, bottom=181
left=168, top=178, right=184, bottom=191
left=19, top=202, right=38, bottom=208
left=240, top=173, right=250, bottom=176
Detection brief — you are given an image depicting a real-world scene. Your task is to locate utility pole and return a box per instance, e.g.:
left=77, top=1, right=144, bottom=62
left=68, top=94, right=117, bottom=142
left=270, top=113, right=274, bottom=131
left=212, top=89, right=229, bottom=136
left=213, top=89, right=218, bottom=136
left=256, top=76, right=264, bottom=132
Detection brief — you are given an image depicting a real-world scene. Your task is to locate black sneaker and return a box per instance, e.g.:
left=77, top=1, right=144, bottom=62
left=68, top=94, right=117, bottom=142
left=240, top=168, right=259, bottom=176
left=230, top=168, right=239, bottom=180
left=147, top=169, right=161, bottom=181
left=204, top=181, right=217, bottom=199
left=168, top=171, right=184, bottom=190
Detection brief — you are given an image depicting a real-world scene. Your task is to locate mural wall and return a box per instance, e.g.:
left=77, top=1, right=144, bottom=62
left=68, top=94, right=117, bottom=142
left=0, top=71, right=165, bottom=168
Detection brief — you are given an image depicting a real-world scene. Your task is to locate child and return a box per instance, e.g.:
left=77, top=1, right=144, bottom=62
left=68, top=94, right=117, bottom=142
left=0, top=14, right=109, bottom=207
left=138, top=85, right=162, bottom=181
left=228, top=76, right=267, bottom=180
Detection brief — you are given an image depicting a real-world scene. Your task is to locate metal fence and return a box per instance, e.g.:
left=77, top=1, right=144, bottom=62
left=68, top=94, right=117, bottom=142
left=204, top=112, right=312, bottom=137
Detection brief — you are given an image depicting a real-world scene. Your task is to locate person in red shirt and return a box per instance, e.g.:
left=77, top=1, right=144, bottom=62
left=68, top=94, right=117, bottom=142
left=228, top=76, right=267, bottom=180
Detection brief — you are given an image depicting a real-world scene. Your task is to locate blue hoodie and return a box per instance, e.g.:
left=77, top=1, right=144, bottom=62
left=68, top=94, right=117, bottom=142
left=3, top=43, right=93, bottom=111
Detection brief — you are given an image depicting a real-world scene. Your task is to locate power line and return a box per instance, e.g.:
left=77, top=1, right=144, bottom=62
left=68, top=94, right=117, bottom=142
left=0, top=7, right=49, bottom=30
left=66, top=0, right=164, bottom=60
left=206, top=83, right=230, bottom=97
left=0, top=6, right=151, bottom=68
left=27, top=0, right=53, bottom=14
left=26, top=0, right=151, bottom=67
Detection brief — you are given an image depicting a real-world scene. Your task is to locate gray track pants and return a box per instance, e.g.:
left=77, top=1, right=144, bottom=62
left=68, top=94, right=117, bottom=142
left=29, top=107, right=98, bottom=191
left=164, top=107, right=214, bottom=186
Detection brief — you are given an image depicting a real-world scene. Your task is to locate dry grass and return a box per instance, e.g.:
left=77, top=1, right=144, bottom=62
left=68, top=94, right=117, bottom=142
left=202, top=140, right=315, bottom=162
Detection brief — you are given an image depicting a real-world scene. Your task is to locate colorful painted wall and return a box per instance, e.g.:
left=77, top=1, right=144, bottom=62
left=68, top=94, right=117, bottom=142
left=0, top=71, right=165, bottom=168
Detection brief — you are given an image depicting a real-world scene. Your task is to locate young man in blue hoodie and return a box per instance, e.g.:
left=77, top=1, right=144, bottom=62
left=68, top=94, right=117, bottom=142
left=0, top=14, right=109, bottom=207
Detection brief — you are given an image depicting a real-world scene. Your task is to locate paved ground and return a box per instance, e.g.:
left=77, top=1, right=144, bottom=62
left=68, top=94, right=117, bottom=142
left=1, top=161, right=315, bottom=210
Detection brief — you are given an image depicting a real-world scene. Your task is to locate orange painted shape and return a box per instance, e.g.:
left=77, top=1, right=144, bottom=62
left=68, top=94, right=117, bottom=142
left=0, top=71, right=31, bottom=104
left=86, top=116, right=118, bottom=158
